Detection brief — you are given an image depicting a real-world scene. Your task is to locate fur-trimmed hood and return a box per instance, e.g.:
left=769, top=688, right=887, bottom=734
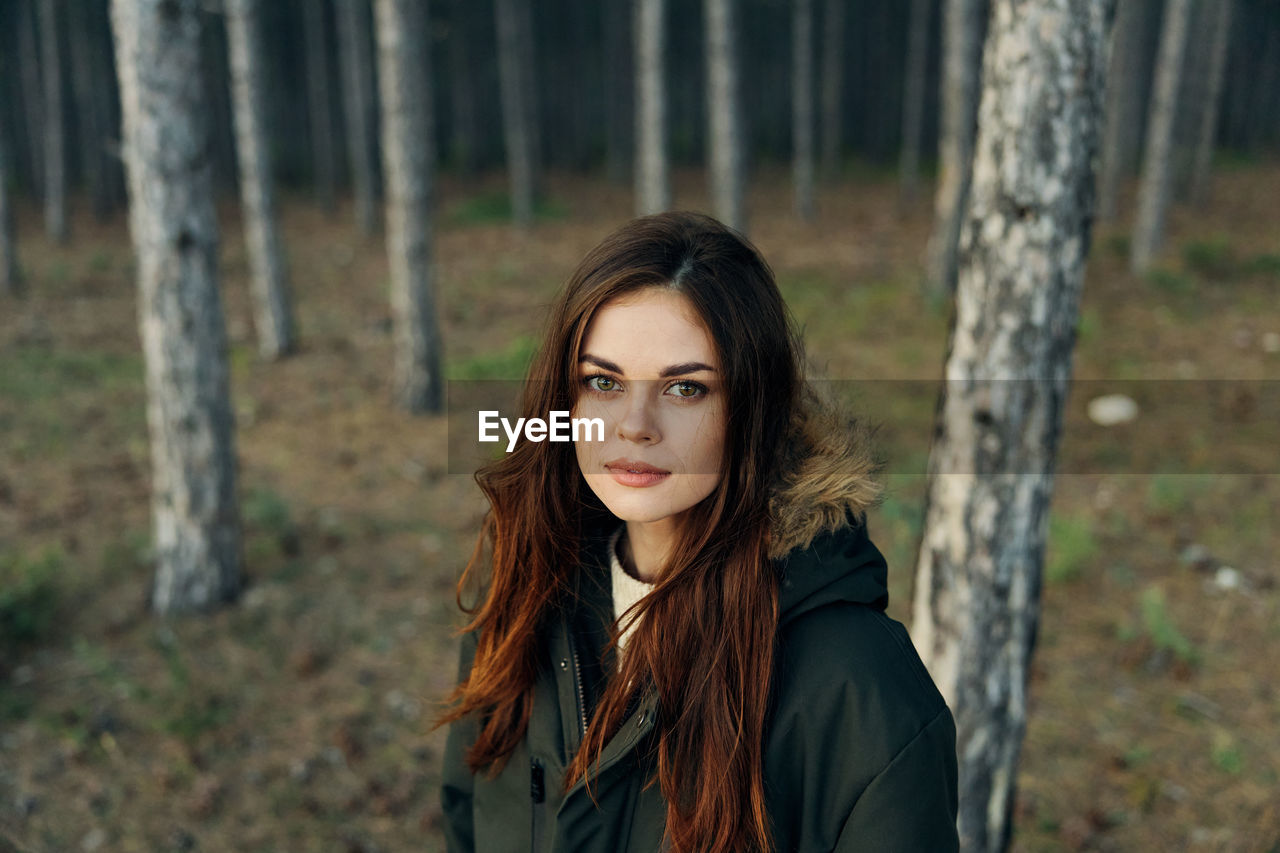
left=768, top=384, right=890, bottom=626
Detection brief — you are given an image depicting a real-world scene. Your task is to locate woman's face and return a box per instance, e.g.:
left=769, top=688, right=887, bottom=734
left=572, top=287, right=726, bottom=527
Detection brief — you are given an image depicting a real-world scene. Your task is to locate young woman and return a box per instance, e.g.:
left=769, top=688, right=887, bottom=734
left=436, top=212, right=958, bottom=853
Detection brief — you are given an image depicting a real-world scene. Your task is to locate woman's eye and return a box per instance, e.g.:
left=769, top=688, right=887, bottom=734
left=583, top=375, right=618, bottom=393
left=666, top=381, right=707, bottom=399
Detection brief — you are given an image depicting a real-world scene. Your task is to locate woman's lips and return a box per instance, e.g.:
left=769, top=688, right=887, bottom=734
left=605, top=460, right=671, bottom=488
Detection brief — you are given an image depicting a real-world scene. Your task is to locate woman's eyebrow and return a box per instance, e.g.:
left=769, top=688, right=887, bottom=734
left=578, top=354, right=718, bottom=378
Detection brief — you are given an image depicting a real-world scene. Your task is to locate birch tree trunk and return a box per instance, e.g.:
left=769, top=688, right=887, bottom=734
left=909, top=2, right=1113, bottom=850
left=39, top=0, right=68, bottom=243
left=303, top=0, right=337, bottom=211
left=705, top=0, right=746, bottom=233
left=924, top=0, right=986, bottom=299
left=1189, top=0, right=1234, bottom=205
left=1130, top=0, right=1192, bottom=274
left=1097, top=0, right=1148, bottom=221
left=374, top=0, right=444, bottom=414
left=792, top=0, right=815, bottom=221
left=818, top=0, right=844, bottom=179
left=898, top=0, right=931, bottom=209
left=110, top=0, right=242, bottom=615
left=337, top=0, right=381, bottom=235
left=0, top=106, right=20, bottom=296
left=496, top=0, right=535, bottom=226
left=225, top=0, right=295, bottom=360
left=634, top=0, right=670, bottom=215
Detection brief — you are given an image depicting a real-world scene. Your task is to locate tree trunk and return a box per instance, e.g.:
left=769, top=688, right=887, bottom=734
left=924, top=0, right=985, bottom=300
left=634, top=0, right=670, bottom=215
left=604, top=0, right=632, bottom=186
left=225, top=0, right=296, bottom=360
left=1097, top=0, right=1148, bottom=221
left=495, top=0, right=535, bottom=226
left=705, top=0, right=746, bottom=233
left=374, top=0, right=445, bottom=414
left=910, top=3, right=1113, bottom=851
left=67, top=0, right=106, bottom=220
left=818, top=0, right=844, bottom=178
left=337, top=0, right=381, bottom=235
left=1189, top=0, right=1233, bottom=205
left=18, top=0, right=45, bottom=199
left=792, top=0, right=815, bottom=220
left=898, top=0, right=931, bottom=209
left=446, top=0, right=479, bottom=176
left=110, top=0, right=242, bottom=615
left=303, top=0, right=337, bottom=211
left=39, top=0, right=67, bottom=243
left=1131, top=0, right=1192, bottom=274
left=0, top=107, right=20, bottom=297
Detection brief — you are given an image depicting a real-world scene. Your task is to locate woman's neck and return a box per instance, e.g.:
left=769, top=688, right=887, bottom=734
left=620, top=519, right=675, bottom=583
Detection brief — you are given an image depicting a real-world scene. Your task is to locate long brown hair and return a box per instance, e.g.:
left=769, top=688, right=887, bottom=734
left=434, top=211, right=804, bottom=853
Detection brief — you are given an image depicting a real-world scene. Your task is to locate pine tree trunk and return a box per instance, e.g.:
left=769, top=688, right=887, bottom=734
left=39, top=0, right=68, bottom=243
left=496, top=0, right=534, bottom=226
left=110, top=0, right=242, bottom=615
left=634, top=0, right=670, bottom=215
left=604, top=0, right=632, bottom=186
left=0, top=108, right=20, bottom=296
left=446, top=0, right=479, bottom=176
left=818, top=0, right=844, bottom=178
left=337, top=0, right=381, bottom=235
left=67, top=0, right=106, bottom=220
left=792, top=0, right=815, bottom=221
left=374, top=0, right=444, bottom=414
left=515, top=0, right=542, bottom=197
left=1189, top=0, right=1233, bottom=205
left=1097, top=0, right=1148, bottom=221
left=225, top=0, right=295, bottom=360
left=924, top=0, right=985, bottom=300
left=18, top=0, right=45, bottom=199
left=705, top=0, right=745, bottom=233
left=1131, top=0, right=1192, bottom=274
left=910, top=3, right=1113, bottom=851
left=898, top=0, right=931, bottom=209
left=303, top=0, right=337, bottom=211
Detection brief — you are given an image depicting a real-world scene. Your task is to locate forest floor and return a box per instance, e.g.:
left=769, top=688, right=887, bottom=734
left=1, top=162, right=1278, bottom=853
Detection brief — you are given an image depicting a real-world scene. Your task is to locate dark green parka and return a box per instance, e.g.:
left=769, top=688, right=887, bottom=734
left=440, top=394, right=959, bottom=852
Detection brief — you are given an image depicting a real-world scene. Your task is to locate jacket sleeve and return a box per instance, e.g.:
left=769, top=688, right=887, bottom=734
left=440, top=629, right=480, bottom=853
left=833, top=706, right=959, bottom=853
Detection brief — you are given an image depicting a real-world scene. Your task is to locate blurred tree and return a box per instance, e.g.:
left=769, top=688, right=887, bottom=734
left=1189, top=0, right=1234, bottom=205
left=110, top=0, right=243, bottom=615
left=496, top=0, right=540, bottom=226
left=910, top=1, right=1114, bottom=850
left=1097, top=0, right=1151, bottom=221
left=635, top=0, right=671, bottom=215
left=38, top=0, right=67, bottom=243
left=302, top=0, right=337, bottom=211
left=1132, top=0, right=1192, bottom=274
left=792, top=0, right=816, bottom=220
left=924, top=0, right=985, bottom=300
left=374, top=0, right=445, bottom=413
left=0, top=99, right=19, bottom=296
left=818, top=0, right=844, bottom=178
left=604, top=0, right=632, bottom=185
left=67, top=0, right=108, bottom=220
left=706, top=0, right=746, bottom=233
left=899, top=0, right=931, bottom=209
left=445, top=0, right=480, bottom=176
left=18, top=1, right=45, bottom=200
left=337, top=0, right=382, bottom=235
left=226, top=0, right=296, bottom=360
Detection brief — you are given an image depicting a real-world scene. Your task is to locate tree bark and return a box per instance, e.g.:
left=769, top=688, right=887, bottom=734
left=924, top=0, right=986, bottom=300
left=1097, top=0, right=1148, bottom=221
left=910, top=2, right=1113, bottom=851
left=225, top=0, right=296, bottom=360
left=634, top=0, right=670, bottom=215
left=495, top=0, right=535, bottom=226
left=445, top=0, right=479, bottom=176
left=38, top=0, right=68, bottom=243
left=336, top=0, right=381, bottom=235
left=604, top=0, right=632, bottom=185
left=1131, top=0, right=1192, bottom=274
left=898, top=0, right=931, bottom=209
left=110, top=0, right=242, bottom=615
left=303, top=0, right=337, bottom=211
left=1189, top=0, right=1233, bottom=206
left=0, top=106, right=20, bottom=297
left=67, top=0, right=106, bottom=219
left=705, top=0, right=745, bottom=233
left=792, top=0, right=815, bottom=220
left=374, top=0, right=445, bottom=414
left=818, top=0, right=844, bottom=179
left=18, top=0, right=45, bottom=199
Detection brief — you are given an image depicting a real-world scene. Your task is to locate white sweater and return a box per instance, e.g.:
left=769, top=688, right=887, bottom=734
left=608, top=524, right=654, bottom=663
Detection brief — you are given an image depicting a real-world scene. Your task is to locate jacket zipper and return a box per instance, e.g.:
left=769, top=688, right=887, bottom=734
left=569, top=630, right=588, bottom=743
left=530, top=756, right=545, bottom=850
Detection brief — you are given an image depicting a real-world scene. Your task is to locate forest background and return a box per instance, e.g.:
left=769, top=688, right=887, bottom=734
left=1, top=0, right=1278, bottom=851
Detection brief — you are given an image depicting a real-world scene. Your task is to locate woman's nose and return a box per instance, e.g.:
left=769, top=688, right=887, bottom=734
left=615, top=384, right=660, bottom=444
